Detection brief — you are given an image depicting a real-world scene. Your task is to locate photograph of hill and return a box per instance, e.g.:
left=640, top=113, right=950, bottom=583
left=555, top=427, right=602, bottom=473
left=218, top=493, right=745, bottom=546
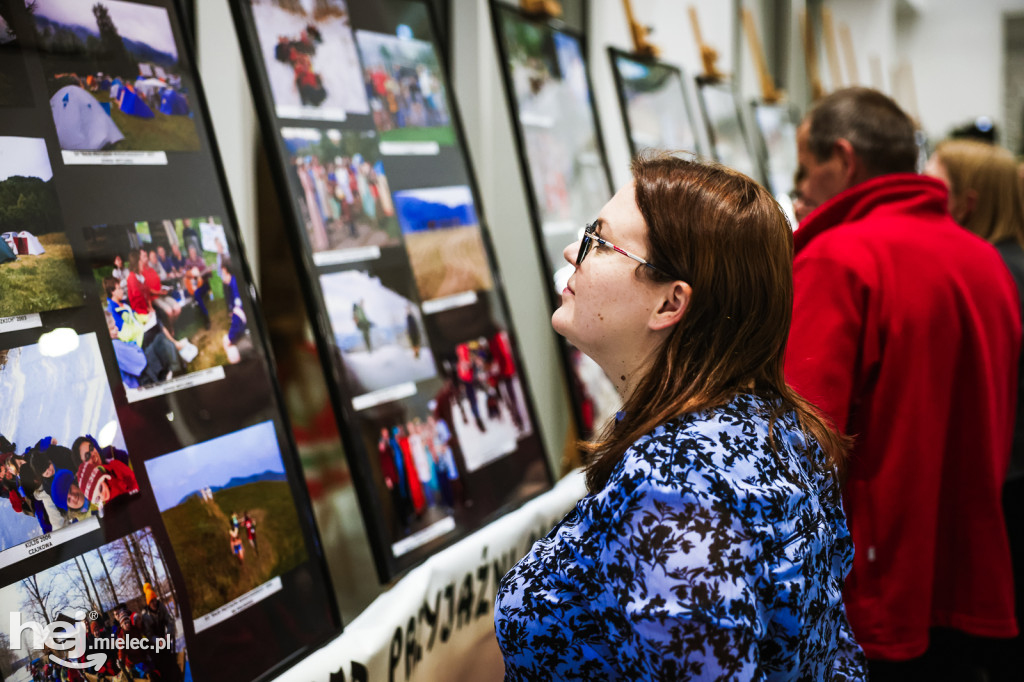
left=31, top=0, right=200, bottom=153
left=0, top=137, right=81, bottom=318
left=145, top=421, right=307, bottom=623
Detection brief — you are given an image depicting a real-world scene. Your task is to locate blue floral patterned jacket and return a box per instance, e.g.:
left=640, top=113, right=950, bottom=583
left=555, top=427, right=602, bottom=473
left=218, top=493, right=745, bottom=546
left=495, top=393, right=867, bottom=680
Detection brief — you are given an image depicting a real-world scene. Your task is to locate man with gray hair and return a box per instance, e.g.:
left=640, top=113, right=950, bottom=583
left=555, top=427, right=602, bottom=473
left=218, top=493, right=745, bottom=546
left=785, top=87, right=1020, bottom=679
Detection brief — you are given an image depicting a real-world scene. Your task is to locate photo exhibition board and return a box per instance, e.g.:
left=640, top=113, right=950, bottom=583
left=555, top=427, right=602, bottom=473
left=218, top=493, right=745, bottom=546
left=0, top=1, right=340, bottom=680
left=490, top=1, right=621, bottom=439
left=607, top=48, right=702, bottom=158
left=230, top=0, right=552, bottom=581
left=751, top=100, right=800, bottom=224
left=695, top=79, right=763, bottom=185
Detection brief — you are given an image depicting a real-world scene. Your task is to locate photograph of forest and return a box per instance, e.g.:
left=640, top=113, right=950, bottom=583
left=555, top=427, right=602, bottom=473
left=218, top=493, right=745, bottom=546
left=0, top=527, right=188, bottom=682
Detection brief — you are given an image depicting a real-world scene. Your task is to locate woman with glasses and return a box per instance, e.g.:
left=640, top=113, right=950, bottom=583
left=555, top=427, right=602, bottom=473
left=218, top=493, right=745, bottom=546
left=495, top=153, right=866, bottom=680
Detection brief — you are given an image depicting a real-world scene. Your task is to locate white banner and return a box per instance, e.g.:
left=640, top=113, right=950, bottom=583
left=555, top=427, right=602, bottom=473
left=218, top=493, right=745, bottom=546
left=272, top=471, right=586, bottom=682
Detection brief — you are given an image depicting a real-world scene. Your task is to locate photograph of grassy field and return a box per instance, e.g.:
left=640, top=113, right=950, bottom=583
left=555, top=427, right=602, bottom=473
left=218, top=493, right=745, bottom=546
left=145, top=421, right=307, bottom=621
left=394, top=186, right=492, bottom=302
left=0, top=136, right=81, bottom=318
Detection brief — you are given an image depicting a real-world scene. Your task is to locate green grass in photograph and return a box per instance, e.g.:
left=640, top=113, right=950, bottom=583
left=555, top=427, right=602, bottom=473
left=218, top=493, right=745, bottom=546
left=0, top=233, right=83, bottom=317
left=161, top=480, right=307, bottom=619
left=379, top=125, right=456, bottom=146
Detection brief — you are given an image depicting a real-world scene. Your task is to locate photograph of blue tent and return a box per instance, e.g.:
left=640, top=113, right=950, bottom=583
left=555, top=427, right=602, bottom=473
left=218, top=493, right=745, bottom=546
left=50, top=84, right=125, bottom=150
left=160, top=88, right=190, bottom=116
left=118, top=87, right=155, bottom=118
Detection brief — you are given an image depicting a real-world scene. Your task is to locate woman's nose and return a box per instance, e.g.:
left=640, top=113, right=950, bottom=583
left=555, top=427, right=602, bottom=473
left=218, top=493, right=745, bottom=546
left=563, top=239, right=578, bottom=266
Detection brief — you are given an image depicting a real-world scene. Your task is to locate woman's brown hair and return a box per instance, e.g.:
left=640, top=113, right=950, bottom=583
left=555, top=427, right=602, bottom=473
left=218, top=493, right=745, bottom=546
left=934, top=139, right=1024, bottom=249
left=581, top=153, right=849, bottom=492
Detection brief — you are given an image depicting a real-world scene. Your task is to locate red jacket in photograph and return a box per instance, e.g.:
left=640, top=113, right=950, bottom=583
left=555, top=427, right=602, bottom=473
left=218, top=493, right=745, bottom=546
left=785, top=173, right=1021, bottom=660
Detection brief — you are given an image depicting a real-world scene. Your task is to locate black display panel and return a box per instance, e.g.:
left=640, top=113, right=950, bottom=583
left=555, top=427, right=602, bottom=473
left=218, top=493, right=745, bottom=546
left=490, top=1, right=621, bottom=438
left=608, top=48, right=702, bottom=158
left=0, top=1, right=339, bottom=680
left=230, top=0, right=552, bottom=581
left=695, top=79, right=762, bottom=184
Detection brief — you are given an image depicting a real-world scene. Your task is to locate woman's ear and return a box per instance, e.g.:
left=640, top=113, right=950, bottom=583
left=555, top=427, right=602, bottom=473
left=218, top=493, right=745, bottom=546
left=649, top=281, right=691, bottom=331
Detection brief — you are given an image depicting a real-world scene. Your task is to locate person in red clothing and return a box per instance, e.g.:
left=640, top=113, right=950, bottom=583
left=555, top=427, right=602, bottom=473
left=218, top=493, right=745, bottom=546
left=785, top=87, right=1021, bottom=680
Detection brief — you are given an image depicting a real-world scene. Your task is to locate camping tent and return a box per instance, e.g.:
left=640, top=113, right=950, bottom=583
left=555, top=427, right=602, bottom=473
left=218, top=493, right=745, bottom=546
left=0, top=237, right=15, bottom=264
left=15, top=231, right=45, bottom=255
left=134, top=77, right=166, bottom=101
left=109, top=78, right=123, bottom=100
left=49, top=85, right=125, bottom=151
left=159, top=89, right=190, bottom=116
left=118, top=88, right=155, bottom=118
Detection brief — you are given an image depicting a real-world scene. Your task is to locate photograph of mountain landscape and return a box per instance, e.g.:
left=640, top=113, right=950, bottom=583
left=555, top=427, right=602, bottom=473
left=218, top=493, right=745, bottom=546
left=144, top=421, right=307, bottom=622
left=32, top=0, right=200, bottom=153
left=0, top=136, right=81, bottom=318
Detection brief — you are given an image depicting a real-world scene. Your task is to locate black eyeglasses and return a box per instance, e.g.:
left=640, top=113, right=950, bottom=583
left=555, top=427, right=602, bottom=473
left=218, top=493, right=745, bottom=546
left=576, top=222, right=678, bottom=279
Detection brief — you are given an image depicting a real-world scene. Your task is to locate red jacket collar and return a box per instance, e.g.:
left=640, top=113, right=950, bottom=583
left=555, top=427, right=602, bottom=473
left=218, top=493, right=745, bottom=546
left=794, top=174, right=950, bottom=254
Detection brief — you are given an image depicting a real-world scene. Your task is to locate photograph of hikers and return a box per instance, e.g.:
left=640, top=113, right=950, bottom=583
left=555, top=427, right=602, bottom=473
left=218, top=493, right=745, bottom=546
left=0, top=332, right=137, bottom=563
left=84, top=216, right=253, bottom=399
left=249, top=0, right=368, bottom=121
left=320, top=268, right=436, bottom=397
left=282, top=127, right=399, bottom=255
left=145, top=421, right=307, bottom=623
left=0, top=527, right=188, bottom=682
left=0, top=136, right=81, bottom=319
left=30, top=0, right=199, bottom=153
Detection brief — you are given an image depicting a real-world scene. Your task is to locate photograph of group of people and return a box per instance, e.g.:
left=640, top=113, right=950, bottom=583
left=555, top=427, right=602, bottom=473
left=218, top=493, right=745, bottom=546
left=0, top=333, right=137, bottom=562
left=31, top=0, right=200, bottom=154
left=355, top=28, right=454, bottom=146
left=370, top=406, right=462, bottom=544
left=496, top=8, right=610, bottom=242
left=0, top=136, right=80, bottom=319
left=0, top=527, right=187, bottom=682
left=321, top=268, right=435, bottom=397
left=283, top=127, right=400, bottom=256
left=436, top=330, right=532, bottom=472
left=145, top=421, right=307, bottom=625
left=394, top=185, right=493, bottom=303
left=85, top=216, right=251, bottom=398
left=611, top=53, right=700, bottom=156
left=250, top=0, right=368, bottom=121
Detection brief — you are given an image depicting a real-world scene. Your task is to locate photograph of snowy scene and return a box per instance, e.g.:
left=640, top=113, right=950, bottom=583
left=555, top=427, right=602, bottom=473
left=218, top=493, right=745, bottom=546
left=33, top=0, right=200, bottom=153
left=0, top=333, right=135, bottom=566
left=319, top=269, right=435, bottom=399
left=249, top=0, right=368, bottom=121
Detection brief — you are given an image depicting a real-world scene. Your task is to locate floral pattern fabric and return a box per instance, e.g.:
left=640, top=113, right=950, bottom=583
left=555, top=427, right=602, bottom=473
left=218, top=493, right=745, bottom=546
left=495, top=393, right=867, bottom=680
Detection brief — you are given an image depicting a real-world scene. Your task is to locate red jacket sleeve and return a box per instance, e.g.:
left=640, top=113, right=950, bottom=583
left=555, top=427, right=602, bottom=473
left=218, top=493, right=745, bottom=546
left=785, top=253, right=872, bottom=433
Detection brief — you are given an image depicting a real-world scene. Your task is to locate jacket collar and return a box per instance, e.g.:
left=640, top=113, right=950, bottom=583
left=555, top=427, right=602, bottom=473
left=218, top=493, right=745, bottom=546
left=794, top=173, right=950, bottom=254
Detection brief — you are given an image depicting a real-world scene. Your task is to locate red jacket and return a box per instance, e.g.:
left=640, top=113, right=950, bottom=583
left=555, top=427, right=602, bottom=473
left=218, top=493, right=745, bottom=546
left=785, top=174, right=1020, bottom=660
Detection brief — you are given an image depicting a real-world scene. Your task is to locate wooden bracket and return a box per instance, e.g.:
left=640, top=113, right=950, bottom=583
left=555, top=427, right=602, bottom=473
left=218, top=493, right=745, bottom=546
left=821, top=8, right=843, bottom=89
left=622, top=0, right=660, bottom=58
left=519, top=0, right=562, bottom=20
left=689, top=5, right=725, bottom=83
left=741, top=7, right=783, bottom=103
left=799, top=9, right=825, bottom=101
